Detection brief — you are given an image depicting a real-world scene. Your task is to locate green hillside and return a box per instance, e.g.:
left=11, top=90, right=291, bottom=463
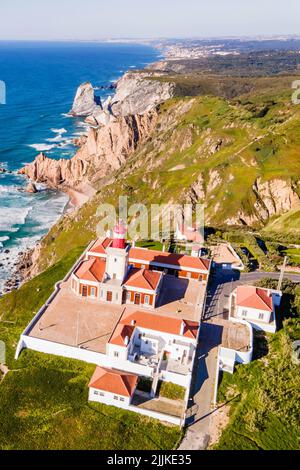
left=1, top=75, right=300, bottom=450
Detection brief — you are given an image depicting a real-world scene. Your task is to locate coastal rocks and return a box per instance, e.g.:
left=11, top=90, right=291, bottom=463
left=0, top=167, right=12, bottom=174
left=25, top=182, right=38, bottom=193
left=70, top=82, right=102, bottom=117
left=109, top=72, right=175, bottom=117
left=19, top=109, right=158, bottom=190
left=70, top=72, right=175, bottom=126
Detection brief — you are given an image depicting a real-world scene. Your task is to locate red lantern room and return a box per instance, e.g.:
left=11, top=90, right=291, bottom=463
left=112, top=220, right=127, bottom=249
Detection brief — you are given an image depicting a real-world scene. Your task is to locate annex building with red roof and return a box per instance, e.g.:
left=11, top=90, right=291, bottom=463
left=229, top=285, right=282, bottom=333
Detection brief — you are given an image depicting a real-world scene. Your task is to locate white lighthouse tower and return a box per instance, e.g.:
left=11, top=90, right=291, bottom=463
left=105, top=220, right=129, bottom=282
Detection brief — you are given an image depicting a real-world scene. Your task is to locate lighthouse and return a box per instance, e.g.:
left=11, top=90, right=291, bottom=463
left=112, top=220, right=127, bottom=249
left=105, top=220, right=129, bottom=283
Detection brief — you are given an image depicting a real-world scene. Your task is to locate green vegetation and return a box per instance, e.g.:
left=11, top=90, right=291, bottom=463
left=0, top=252, right=181, bottom=450
left=136, top=377, right=152, bottom=394
left=135, top=240, right=163, bottom=251
left=157, top=381, right=186, bottom=401
left=215, top=279, right=300, bottom=450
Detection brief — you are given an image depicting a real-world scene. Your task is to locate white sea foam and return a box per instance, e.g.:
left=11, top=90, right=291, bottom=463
left=0, top=206, right=33, bottom=232
left=51, top=128, right=67, bottom=134
left=0, top=236, right=9, bottom=248
left=28, top=143, right=56, bottom=152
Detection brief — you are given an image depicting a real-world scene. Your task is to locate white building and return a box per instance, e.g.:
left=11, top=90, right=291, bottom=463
left=229, top=285, right=282, bottom=334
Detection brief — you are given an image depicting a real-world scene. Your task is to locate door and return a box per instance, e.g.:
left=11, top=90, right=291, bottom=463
left=134, top=293, right=141, bottom=305
left=107, top=291, right=113, bottom=302
left=82, top=285, right=88, bottom=297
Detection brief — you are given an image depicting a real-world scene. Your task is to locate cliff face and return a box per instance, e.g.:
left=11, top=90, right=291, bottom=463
left=19, top=111, right=158, bottom=190
left=20, top=71, right=172, bottom=192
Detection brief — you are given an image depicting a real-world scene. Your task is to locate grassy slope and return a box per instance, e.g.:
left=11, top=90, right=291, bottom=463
left=263, top=207, right=300, bottom=234
left=35, top=85, right=300, bottom=274
left=215, top=320, right=300, bottom=450
left=0, top=249, right=181, bottom=450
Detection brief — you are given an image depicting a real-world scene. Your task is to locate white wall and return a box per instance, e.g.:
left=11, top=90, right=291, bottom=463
left=17, top=335, right=154, bottom=376
left=89, top=387, right=131, bottom=407
left=106, top=247, right=128, bottom=281
left=236, top=305, right=272, bottom=324
left=89, top=387, right=182, bottom=426
left=106, top=343, right=128, bottom=362
left=159, top=370, right=190, bottom=388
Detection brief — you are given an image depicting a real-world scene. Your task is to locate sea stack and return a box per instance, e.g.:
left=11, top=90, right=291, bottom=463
left=70, top=82, right=102, bottom=117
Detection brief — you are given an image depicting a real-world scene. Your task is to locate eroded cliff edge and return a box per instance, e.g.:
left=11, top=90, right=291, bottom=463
left=19, top=71, right=175, bottom=194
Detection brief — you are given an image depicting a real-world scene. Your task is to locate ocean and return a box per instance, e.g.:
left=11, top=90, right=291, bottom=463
left=0, top=41, right=159, bottom=293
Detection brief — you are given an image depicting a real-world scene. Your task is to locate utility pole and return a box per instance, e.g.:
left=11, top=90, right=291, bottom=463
left=277, top=256, right=288, bottom=291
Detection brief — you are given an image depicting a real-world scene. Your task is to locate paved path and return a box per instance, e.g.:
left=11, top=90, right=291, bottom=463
left=179, top=268, right=300, bottom=450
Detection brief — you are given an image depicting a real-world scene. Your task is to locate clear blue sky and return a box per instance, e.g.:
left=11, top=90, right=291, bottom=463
left=1, top=0, right=299, bottom=40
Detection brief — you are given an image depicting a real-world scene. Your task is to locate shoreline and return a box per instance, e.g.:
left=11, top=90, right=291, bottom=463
left=0, top=185, right=89, bottom=296
left=0, top=46, right=164, bottom=297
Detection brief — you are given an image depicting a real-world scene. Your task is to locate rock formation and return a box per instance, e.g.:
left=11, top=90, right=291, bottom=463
left=25, top=182, right=38, bottom=193
left=225, top=178, right=300, bottom=226
left=20, top=71, right=174, bottom=193
left=19, top=111, right=158, bottom=191
left=70, top=82, right=102, bottom=117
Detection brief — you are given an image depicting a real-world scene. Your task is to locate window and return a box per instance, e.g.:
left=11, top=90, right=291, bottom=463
left=187, top=272, right=192, bottom=278
left=141, top=264, right=146, bottom=269
left=100, top=290, right=104, bottom=298
left=114, top=258, right=118, bottom=263
left=120, top=397, right=125, bottom=402
left=115, top=293, right=119, bottom=301
left=114, top=351, right=119, bottom=358
left=126, top=291, right=131, bottom=301
left=90, top=287, right=96, bottom=297
left=114, top=396, right=119, bottom=401
left=144, top=295, right=150, bottom=305
left=242, top=310, right=247, bottom=317
left=259, top=313, right=264, bottom=320
left=113, top=273, right=117, bottom=280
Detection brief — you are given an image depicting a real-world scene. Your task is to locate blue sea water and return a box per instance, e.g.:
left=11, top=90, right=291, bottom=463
left=0, top=41, right=159, bottom=292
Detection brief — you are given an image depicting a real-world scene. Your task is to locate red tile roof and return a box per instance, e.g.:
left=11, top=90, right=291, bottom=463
left=124, top=268, right=162, bottom=291
left=89, top=367, right=138, bottom=397
left=236, top=286, right=273, bottom=312
left=88, top=237, right=113, bottom=255
left=109, top=310, right=199, bottom=346
left=109, top=324, right=135, bottom=347
left=74, top=258, right=106, bottom=283
left=129, top=247, right=210, bottom=272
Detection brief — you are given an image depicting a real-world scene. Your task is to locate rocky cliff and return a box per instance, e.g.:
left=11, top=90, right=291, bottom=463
left=20, top=71, right=174, bottom=193
left=19, top=111, right=158, bottom=191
